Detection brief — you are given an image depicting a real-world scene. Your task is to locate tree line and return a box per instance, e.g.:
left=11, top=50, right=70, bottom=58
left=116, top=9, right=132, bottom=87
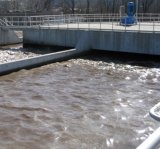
left=59, top=0, right=160, bottom=14
left=0, top=0, right=160, bottom=14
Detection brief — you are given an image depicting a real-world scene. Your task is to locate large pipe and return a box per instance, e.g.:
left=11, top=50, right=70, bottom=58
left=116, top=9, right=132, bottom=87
left=149, top=102, right=160, bottom=122
left=137, top=127, right=160, bottom=149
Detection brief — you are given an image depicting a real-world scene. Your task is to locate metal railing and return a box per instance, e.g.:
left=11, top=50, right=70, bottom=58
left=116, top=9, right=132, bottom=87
left=0, top=17, right=9, bottom=26
left=1, top=14, right=160, bottom=33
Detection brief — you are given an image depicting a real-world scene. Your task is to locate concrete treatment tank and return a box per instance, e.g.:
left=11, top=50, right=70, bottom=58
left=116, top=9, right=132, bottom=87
left=23, top=28, right=160, bottom=56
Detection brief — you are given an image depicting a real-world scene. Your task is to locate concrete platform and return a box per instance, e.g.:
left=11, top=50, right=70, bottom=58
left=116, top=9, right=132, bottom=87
left=42, top=22, right=160, bottom=32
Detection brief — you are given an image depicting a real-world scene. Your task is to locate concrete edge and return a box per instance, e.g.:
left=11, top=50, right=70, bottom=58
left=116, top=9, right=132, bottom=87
left=0, top=28, right=23, bottom=46
left=0, top=49, right=82, bottom=76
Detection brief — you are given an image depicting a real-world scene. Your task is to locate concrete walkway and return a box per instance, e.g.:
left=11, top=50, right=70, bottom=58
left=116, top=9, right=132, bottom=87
left=42, top=22, right=160, bottom=32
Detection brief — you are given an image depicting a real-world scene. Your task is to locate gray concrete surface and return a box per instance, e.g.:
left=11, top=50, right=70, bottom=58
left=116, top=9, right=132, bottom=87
left=0, top=28, right=22, bottom=45
left=42, top=22, right=160, bottom=32
left=0, top=49, right=82, bottom=75
left=6, top=22, right=160, bottom=33
left=24, top=28, right=160, bottom=55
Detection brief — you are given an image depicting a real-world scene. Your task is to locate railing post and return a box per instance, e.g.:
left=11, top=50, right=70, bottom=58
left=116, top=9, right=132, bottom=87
left=78, top=16, right=79, bottom=30
left=58, top=15, right=59, bottom=30
left=38, top=17, right=39, bottom=26
left=53, top=16, right=55, bottom=27
left=100, top=16, right=101, bottom=30
left=36, top=17, right=37, bottom=26
left=11, top=16, right=13, bottom=26
left=30, top=17, right=31, bottom=27
left=67, top=15, right=69, bottom=29
left=86, top=16, right=89, bottom=30
left=125, top=18, right=126, bottom=32
left=153, top=18, right=155, bottom=33
left=18, top=17, right=19, bottom=27
left=139, top=20, right=140, bottom=32
left=88, top=16, right=89, bottom=30
left=112, top=17, right=113, bottom=31
left=48, top=16, right=49, bottom=28
left=69, top=14, right=70, bottom=29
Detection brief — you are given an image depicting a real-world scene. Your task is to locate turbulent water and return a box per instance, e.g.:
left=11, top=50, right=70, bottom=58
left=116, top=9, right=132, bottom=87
left=0, top=51, right=160, bottom=149
left=0, top=44, right=55, bottom=63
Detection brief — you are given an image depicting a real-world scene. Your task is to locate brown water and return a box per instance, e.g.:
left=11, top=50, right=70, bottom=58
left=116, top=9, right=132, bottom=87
left=0, top=52, right=159, bottom=149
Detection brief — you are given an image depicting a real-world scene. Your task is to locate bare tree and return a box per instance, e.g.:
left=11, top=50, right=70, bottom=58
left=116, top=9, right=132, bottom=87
left=43, top=0, right=53, bottom=11
left=63, top=0, right=76, bottom=14
left=86, top=0, right=90, bottom=14
left=140, top=0, right=154, bottom=13
left=99, top=0, right=109, bottom=13
left=1, top=0, right=160, bottom=15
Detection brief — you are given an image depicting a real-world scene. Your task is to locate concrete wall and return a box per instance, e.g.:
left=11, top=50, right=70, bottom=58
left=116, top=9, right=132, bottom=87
left=0, top=28, right=22, bottom=45
left=24, top=28, right=160, bottom=55
left=0, top=49, right=81, bottom=75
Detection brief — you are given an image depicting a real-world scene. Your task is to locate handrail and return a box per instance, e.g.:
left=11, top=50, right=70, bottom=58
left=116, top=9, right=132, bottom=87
left=1, top=13, right=160, bottom=33
left=137, top=127, right=160, bottom=149
left=0, top=18, right=8, bottom=26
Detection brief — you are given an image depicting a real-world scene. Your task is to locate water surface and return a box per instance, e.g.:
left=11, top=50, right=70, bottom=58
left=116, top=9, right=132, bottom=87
left=0, top=52, right=159, bottom=149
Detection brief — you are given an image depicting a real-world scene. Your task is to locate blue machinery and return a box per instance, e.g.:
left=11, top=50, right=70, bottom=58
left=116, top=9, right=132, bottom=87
left=120, top=2, right=137, bottom=26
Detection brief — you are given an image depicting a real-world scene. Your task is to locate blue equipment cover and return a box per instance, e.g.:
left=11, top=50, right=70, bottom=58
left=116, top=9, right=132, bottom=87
left=120, top=2, right=137, bottom=26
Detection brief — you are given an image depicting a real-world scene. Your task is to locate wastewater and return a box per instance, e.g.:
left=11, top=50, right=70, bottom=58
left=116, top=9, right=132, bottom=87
left=0, top=48, right=160, bottom=149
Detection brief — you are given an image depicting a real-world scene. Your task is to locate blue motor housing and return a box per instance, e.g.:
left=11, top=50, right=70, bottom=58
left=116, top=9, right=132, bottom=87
left=128, top=2, right=134, bottom=17
left=120, top=2, right=137, bottom=26
left=120, top=16, right=137, bottom=26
